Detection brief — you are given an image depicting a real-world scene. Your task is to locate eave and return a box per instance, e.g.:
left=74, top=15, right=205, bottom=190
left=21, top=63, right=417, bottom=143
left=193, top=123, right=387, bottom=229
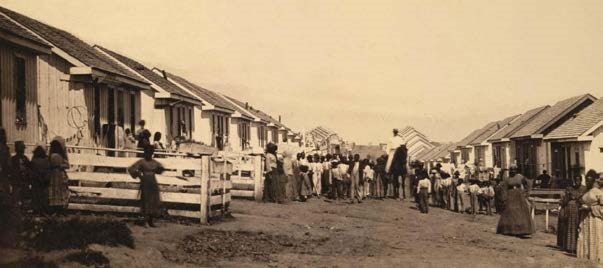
left=0, top=30, right=51, bottom=54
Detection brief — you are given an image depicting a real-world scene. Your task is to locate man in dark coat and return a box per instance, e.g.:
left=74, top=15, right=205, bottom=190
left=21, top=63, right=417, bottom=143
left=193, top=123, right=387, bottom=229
left=389, top=144, right=408, bottom=199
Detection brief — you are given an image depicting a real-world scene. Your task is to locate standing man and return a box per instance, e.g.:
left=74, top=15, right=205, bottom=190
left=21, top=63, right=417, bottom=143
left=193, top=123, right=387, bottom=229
left=386, top=129, right=406, bottom=200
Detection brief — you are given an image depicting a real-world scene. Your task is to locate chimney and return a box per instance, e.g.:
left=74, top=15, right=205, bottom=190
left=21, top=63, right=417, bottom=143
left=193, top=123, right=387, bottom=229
left=245, top=102, right=248, bottom=109
left=161, top=70, right=167, bottom=79
left=278, top=115, right=281, bottom=122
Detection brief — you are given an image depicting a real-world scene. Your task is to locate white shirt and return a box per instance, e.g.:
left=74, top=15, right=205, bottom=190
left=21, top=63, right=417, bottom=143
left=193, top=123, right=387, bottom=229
left=363, top=166, right=375, bottom=180
left=417, top=178, right=432, bottom=193
left=386, top=135, right=404, bottom=153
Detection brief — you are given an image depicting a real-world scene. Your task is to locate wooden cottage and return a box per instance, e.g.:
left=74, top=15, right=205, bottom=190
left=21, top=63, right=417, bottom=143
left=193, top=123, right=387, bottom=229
left=509, top=94, right=596, bottom=179
left=223, top=96, right=270, bottom=151
left=0, top=7, right=150, bottom=149
left=94, top=45, right=202, bottom=145
left=486, top=106, right=549, bottom=176
left=544, top=98, right=603, bottom=182
left=0, top=12, right=51, bottom=144
left=157, top=70, right=251, bottom=150
left=467, top=114, right=520, bottom=168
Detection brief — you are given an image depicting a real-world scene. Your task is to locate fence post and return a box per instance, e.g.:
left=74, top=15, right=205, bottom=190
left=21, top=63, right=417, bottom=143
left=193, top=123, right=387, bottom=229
left=200, top=155, right=210, bottom=224
left=253, top=155, right=263, bottom=201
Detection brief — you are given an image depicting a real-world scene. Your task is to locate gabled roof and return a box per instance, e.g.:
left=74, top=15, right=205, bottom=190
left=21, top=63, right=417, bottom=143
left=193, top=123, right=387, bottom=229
left=422, top=143, right=450, bottom=161
left=0, top=12, right=50, bottom=52
left=545, top=98, right=603, bottom=140
left=222, top=95, right=265, bottom=122
left=511, top=94, right=596, bottom=139
left=432, top=143, right=457, bottom=160
left=158, top=70, right=236, bottom=113
left=456, top=126, right=489, bottom=148
left=487, top=106, right=549, bottom=142
left=0, top=6, right=146, bottom=85
left=469, top=114, right=521, bottom=146
left=95, top=45, right=199, bottom=103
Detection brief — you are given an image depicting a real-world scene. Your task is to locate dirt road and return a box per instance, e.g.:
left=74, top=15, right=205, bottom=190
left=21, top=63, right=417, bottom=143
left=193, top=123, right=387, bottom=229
left=2, top=198, right=599, bottom=267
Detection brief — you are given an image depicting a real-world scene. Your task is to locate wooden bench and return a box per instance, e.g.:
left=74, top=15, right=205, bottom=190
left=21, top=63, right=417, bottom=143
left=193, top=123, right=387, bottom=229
left=528, top=189, right=565, bottom=232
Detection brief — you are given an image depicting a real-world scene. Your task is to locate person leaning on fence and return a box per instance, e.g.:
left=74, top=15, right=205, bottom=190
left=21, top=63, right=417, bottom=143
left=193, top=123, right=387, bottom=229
left=30, top=144, right=50, bottom=214
left=48, top=137, right=70, bottom=214
left=10, top=141, right=31, bottom=209
left=417, top=173, right=431, bottom=214
left=128, top=145, right=165, bottom=227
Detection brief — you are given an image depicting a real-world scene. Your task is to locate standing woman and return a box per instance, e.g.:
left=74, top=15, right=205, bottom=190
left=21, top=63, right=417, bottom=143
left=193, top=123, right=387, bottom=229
left=128, top=146, right=164, bottom=227
left=30, top=144, right=50, bottom=214
left=577, top=174, right=603, bottom=263
left=496, top=165, right=535, bottom=237
left=282, top=150, right=295, bottom=201
left=557, top=171, right=590, bottom=253
left=264, top=143, right=278, bottom=202
left=48, top=137, right=70, bottom=213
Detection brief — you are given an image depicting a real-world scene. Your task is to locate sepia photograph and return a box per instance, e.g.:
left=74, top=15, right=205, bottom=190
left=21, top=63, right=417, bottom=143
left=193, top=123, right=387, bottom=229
left=1, top=0, right=603, bottom=267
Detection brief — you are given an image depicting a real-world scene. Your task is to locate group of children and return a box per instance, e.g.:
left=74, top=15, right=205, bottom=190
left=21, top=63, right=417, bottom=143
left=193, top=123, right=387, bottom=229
left=413, top=161, right=504, bottom=216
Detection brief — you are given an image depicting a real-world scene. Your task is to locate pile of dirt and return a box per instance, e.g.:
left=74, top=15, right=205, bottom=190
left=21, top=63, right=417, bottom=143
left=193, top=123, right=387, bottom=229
left=24, top=217, right=135, bottom=251
left=65, top=249, right=110, bottom=267
left=162, top=230, right=329, bottom=265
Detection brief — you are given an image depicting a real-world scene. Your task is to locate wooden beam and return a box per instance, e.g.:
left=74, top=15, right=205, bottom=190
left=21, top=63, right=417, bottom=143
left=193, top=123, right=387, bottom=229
left=69, top=186, right=201, bottom=204
left=200, top=156, right=209, bottom=224
left=253, top=155, right=263, bottom=201
left=68, top=172, right=201, bottom=186
left=231, top=190, right=254, bottom=198
left=67, top=203, right=201, bottom=219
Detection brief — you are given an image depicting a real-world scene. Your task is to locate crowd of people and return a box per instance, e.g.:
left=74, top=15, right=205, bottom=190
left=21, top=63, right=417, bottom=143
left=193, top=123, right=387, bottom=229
left=261, top=143, right=408, bottom=204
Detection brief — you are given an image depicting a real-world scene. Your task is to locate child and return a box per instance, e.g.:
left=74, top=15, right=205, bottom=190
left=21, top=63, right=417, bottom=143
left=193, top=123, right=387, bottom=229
left=468, top=180, right=481, bottom=215
left=10, top=141, right=30, bottom=208
left=330, top=161, right=341, bottom=200
left=440, top=173, right=452, bottom=210
left=494, top=179, right=505, bottom=214
left=363, top=159, right=374, bottom=198
left=298, top=165, right=312, bottom=202
left=456, top=179, right=467, bottom=213
left=416, top=174, right=431, bottom=214
left=480, top=181, right=495, bottom=216
left=451, top=171, right=460, bottom=212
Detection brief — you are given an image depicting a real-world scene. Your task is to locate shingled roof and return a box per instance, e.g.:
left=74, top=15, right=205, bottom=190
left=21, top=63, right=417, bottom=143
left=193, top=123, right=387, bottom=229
left=0, top=6, right=145, bottom=83
left=159, top=70, right=236, bottom=112
left=0, top=12, right=48, bottom=46
left=469, top=114, right=521, bottom=146
left=456, top=124, right=491, bottom=148
left=95, top=45, right=198, bottom=102
left=511, top=94, right=596, bottom=139
left=545, top=98, right=603, bottom=140
left=487, top=106, right=549, bottom=142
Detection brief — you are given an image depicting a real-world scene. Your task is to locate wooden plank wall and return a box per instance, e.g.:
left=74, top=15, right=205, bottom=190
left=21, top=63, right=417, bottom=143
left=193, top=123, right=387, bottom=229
left=0, top=43, right=39, bottom=144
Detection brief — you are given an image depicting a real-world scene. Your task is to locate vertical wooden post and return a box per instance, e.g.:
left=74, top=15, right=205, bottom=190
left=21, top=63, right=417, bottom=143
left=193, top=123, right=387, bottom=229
left=253, top=155, right=263, bottom=201
left=545, top=207, right=549, bottom=232
left=200, top=155, right=209, bottom=224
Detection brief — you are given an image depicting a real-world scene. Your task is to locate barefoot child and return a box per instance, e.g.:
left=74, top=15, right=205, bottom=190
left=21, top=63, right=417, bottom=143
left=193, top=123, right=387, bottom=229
left=298, top=165, right=312, bottom=202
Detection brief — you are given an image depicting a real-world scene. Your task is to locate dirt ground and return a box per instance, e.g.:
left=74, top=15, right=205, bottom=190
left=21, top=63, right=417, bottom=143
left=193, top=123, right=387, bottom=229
left=1, top=198, right=601, bottom=268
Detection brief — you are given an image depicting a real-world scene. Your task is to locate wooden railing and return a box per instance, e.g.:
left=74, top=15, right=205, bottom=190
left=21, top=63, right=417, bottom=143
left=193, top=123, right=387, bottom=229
left=214, top=152, right=264, bottom=201
left=528, top=189, right=565, bottom=232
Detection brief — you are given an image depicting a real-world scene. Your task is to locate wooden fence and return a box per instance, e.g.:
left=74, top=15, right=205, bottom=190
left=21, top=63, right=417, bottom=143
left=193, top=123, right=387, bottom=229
left=14, top=144, right=232, bottom=224
left=216, top=152, right=264, bottom=201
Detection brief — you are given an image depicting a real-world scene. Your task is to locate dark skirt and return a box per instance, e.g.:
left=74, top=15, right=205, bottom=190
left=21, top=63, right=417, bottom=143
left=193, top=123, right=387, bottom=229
left=140, top=174, right=161, bottom=216
left=558, top=200, right=582, bottom=253
left=496, top=189, right=535, bottom=236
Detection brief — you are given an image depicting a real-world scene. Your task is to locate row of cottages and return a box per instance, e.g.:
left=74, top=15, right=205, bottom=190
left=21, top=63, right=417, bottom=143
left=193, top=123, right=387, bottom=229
left=398, top=126, right=435, bottom=160
left=306, top=126, right=344, bottom=154
left=0, top=7, right=152, bottom=150
left=0, top=6, right=299, bottom=153
left=430, top=94, right=597, bottom=181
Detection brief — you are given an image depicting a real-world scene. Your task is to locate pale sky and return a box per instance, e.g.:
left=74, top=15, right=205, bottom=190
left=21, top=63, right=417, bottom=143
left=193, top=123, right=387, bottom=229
left=4, top=0, right=603, bottom=144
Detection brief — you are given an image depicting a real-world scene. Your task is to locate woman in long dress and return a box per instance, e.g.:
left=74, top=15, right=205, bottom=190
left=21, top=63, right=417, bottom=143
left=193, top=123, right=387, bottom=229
left=48, top=137, right=70, bottom=213
left=577, top=176, right=603, bottom=263
left=128, top=146, right=164, bottom=227
left=496, top=165, right=535, bottom=237
left=558, top=172, right=591, bottom=253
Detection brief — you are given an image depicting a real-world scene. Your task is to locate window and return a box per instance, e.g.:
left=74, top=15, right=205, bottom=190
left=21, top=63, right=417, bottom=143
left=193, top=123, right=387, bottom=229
left=177, top=106, right=182, bottom=137
left=94, top=85, right=101, bottom=138
left=129, top=92, right=136, bottom=132
left=211, top=113, right=229, bottom=150
left=258, top=125, right=266, bottom=148
left=188, top=107, right=193, bottom=139
left=117, top=90, right=124, bottom=127
left=239, top=122, right=250, bottom=150
left=14, top=56, right=26, bottom=126
left=272, top=129, right=278, bottom=143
